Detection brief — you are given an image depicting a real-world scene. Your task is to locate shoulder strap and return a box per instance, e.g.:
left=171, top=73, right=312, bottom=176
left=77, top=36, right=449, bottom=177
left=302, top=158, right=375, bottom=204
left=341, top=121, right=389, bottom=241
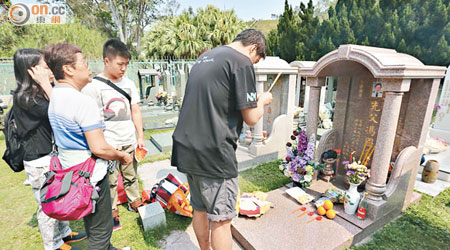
left=93, top=76, right=132, bottom=104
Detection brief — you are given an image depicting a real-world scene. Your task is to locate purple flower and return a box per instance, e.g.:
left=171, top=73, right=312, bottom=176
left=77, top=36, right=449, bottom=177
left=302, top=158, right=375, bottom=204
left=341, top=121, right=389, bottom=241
left=286, top=142, right=292, bottom=147
left=293, top=131, right=299, bottom=136
left=292, top=172, right=300, bottom=182
left=291, top=135, right=296, bottom=140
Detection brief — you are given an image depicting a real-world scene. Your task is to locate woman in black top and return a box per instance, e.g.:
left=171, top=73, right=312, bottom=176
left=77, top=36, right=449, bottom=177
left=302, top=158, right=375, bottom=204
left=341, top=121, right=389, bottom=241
left=13, top=48, right=85, bottom=250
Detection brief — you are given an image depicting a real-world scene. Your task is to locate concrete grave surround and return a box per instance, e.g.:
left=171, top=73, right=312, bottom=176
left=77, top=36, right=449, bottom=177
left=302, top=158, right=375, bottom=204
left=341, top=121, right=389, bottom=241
left=242, top=56, right=298, bottom=159
left=430, top=65, right=450, bottom=142
left=297, top=44, right=446, bottom=245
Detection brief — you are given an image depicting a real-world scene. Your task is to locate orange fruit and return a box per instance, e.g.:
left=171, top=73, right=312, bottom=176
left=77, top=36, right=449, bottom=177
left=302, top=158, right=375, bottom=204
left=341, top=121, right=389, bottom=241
left=326, top=209, right=336, bottom=219
left=324, top=200, right=334, bottom=210
left=317, top=206, right=326, bottom=216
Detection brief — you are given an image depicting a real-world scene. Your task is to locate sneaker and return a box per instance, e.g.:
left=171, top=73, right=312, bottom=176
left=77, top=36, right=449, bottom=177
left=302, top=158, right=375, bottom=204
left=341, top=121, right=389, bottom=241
left=62, top=232, right=87, bottom=243
left=56, top=243, right=81, bottom=250
left=113, top=216, right=122, bottom=231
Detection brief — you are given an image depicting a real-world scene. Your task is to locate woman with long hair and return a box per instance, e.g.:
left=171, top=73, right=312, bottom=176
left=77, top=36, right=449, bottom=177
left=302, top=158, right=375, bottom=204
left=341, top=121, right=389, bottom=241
left=13, top=48, right=86, bottom=250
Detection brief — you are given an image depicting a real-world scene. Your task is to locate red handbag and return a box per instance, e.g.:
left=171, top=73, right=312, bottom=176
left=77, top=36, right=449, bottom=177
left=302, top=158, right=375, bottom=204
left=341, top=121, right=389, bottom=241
left=40, top=156, right=98, bottom=221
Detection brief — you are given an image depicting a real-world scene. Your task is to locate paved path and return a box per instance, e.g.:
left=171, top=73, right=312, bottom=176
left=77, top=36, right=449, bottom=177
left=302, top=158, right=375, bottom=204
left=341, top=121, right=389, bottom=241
left=137, top=160, right=243, bottom=250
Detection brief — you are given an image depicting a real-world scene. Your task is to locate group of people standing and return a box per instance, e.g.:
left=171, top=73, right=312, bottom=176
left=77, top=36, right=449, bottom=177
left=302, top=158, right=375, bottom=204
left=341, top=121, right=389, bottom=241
left=13, top=28, right=272, bottom=250
left=14, top=39, right=142, bottom=250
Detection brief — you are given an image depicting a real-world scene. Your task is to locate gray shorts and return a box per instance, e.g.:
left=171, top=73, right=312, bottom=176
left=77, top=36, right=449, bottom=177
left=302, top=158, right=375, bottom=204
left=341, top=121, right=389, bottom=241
left=187, top=174, right=238, bottom=222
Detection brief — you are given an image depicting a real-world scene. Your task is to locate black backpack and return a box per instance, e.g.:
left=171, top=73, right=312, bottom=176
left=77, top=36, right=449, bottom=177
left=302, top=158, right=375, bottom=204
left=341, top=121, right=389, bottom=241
left=2, top=108, right=25, bottom=172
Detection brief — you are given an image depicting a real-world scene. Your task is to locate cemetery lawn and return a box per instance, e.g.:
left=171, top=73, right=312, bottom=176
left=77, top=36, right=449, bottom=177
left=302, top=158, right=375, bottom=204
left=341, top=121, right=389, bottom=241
left=1, top=143, right=449, bottom=249
left=352, top=188, right=450, bottom=250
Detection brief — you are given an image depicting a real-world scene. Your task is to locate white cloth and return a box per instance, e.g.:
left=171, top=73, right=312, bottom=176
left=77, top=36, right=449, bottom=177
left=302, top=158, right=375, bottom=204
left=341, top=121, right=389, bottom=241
left=58, top=148, right=108, bottom=186
left=82, top=74, right=140, bottom=147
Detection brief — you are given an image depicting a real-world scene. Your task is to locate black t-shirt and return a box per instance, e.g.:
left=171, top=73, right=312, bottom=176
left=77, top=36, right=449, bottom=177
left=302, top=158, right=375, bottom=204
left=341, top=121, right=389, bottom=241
left=171, top=46, right=258, bottom=179
left=13, top=93, right=53, bottom=161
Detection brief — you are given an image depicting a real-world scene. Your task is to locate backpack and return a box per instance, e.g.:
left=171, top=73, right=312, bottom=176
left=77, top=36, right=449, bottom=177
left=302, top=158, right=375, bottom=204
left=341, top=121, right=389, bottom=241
left=2, top=108, right=25, bottom=172
left=146, top=173, right=186, bottom=208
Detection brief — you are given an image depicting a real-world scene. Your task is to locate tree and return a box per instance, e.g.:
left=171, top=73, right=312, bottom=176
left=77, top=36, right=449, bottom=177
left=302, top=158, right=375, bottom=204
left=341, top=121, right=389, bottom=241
left=0, top=22, right=108, bottom=58
left=43, top=0, right=173, bottom=58
left=267, top=0, right=450, bottom=66
left=143, top=5, right=245, bottom=58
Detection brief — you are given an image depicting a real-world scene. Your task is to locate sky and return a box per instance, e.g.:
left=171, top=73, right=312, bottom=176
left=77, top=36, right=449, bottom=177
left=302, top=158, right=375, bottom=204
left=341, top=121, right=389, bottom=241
left=10, top=0, right=319, bottom=21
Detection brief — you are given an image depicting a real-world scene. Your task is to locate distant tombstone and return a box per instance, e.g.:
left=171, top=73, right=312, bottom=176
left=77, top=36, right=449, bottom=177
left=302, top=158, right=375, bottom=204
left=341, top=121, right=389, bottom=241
left=430, top=65, right=450, bottom=143
left=248, top=57, right=298, bottom=157
left=175, top=69, right=187, bottom=103
left=162, top=70, right=171, bottom=93
left=138, top=69, right=159, bottom=103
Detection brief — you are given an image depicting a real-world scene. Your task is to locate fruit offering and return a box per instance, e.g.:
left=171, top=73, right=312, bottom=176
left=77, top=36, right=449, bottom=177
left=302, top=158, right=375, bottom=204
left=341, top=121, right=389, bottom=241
left=326, top=209, right=336, bottom=219
left=317, top=206, right=326, bottom=216
left=324, top=200, right=334, bottom=210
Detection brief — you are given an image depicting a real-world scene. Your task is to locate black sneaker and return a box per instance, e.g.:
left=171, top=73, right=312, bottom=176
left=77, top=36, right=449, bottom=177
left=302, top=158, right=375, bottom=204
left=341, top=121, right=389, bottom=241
left=113, top=216, right=122, bottom=231
left=62, top=232, right=87, bottom=243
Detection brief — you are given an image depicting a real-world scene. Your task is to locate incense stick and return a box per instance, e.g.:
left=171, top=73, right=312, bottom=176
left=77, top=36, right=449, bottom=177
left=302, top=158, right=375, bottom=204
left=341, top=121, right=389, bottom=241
left=268, top=72, right=282, bottom=92
left=359, top=141, right=368, bottom=162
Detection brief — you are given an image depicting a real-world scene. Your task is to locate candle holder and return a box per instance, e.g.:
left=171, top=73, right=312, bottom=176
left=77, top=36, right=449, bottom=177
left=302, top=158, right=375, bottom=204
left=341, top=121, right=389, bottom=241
left=320, top=158, right=336, bottom=182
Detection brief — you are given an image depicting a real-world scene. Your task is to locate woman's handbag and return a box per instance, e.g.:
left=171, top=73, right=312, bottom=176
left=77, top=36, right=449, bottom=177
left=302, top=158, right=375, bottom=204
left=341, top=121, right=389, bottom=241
left=40, top=155, right=99, bottom=221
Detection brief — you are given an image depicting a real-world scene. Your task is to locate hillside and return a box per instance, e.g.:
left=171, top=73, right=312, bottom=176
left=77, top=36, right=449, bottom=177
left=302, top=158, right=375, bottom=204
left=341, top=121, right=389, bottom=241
left=246, top=19, right=278, bottom=36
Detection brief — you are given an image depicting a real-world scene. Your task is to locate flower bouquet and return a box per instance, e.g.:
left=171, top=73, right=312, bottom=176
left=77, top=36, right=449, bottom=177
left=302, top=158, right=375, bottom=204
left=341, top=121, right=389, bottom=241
left=155, top=91, right=168, bottom=105
left=342, top=160, right=370, bottom=214
left=279, top=129, right=323, bottom=188
left=343, top=161, right=370, bottom=184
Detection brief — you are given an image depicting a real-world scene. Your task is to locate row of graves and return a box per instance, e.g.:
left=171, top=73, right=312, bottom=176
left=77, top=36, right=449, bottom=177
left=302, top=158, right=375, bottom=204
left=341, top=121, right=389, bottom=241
left=233, top=45, right=447, bottom=250
left=137, top=61, right=193, bottom=108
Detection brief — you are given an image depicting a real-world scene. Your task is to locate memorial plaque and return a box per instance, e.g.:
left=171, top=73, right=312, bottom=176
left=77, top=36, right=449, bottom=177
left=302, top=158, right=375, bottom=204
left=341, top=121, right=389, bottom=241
left=336, top=76, right=382, bottom=171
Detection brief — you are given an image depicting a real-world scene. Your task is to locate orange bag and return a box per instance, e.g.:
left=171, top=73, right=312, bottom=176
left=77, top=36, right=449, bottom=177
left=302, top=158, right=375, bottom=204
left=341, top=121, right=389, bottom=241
left=166, top=183, right=193, bottom=217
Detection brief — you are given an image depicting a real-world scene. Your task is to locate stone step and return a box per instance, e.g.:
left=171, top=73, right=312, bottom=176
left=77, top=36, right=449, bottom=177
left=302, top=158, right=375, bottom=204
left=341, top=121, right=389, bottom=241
left=236, top=145, right=279, bottom=172
left=144, top=140, right=162, bottom=156
left=414, top=173, right=450, bottom=197
left=150, top=131, right=173, bottom=153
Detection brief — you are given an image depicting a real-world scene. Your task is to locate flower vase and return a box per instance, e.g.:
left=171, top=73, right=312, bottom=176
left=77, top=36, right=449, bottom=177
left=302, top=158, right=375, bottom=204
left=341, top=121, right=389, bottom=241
left=344, top=182, right=361, bottom=215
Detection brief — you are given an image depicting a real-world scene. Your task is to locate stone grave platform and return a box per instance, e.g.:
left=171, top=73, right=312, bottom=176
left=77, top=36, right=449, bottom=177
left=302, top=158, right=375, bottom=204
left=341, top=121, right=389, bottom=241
left=232, top=183, right=359, bottom=250
left=232, top=178, right=423, bottom=250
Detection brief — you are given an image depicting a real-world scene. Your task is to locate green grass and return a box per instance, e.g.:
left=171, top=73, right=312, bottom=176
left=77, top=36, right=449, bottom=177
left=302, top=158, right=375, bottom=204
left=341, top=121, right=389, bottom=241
left=351, top=188, right=450, bottom=250
left=239, top=160, right=291, bottom=193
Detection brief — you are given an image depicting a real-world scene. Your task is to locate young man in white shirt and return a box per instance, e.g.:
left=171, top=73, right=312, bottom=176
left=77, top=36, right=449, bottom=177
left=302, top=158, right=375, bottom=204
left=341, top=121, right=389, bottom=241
left=82, top=39, right=144, bottom=231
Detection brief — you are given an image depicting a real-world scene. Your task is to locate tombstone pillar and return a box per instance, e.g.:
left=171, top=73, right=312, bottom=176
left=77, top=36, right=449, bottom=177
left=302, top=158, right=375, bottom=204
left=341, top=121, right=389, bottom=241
left=366, top=79, right=410, bottom=201
left=251, top=74, right=267, bottom=147
left=306, top=77, right=326, bottom=139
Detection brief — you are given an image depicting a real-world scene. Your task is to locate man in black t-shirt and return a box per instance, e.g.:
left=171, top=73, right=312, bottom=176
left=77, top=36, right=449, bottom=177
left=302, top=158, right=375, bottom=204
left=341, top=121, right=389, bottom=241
left=172, top=29, right=273, bottom=250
